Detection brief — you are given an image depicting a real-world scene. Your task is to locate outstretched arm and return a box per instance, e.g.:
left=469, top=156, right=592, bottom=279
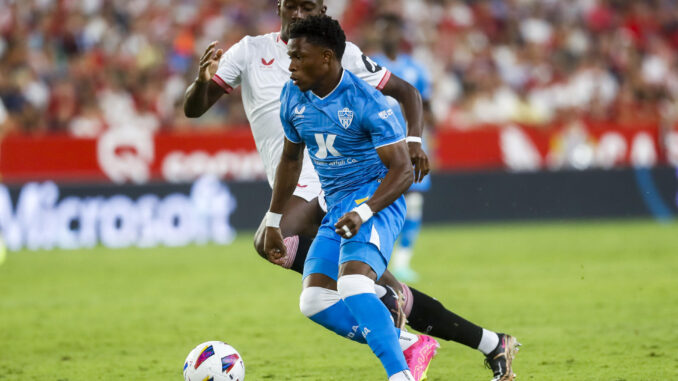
left=380, top=75, right=430, bottom=183
left=264, top=138, right=305, bottom=264
left=334, top=140, right=413, bottom=238
left=184, top=41, right=227, bottom=118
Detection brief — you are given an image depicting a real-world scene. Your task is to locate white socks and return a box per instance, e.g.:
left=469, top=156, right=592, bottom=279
left=478, top=328, right=500, bottom=355
left=389, top=370, right=415, bottom=381
left=398, top=330, right=418, bottom=351
left=392, top=247, right=413, bottom=269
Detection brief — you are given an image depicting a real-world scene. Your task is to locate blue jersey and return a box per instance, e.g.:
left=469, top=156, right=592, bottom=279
left=280, top=70, right=405, bottom=207
left=371, top=53, right=431, bottom=129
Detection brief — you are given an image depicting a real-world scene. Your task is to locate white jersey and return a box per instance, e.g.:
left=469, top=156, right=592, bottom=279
left=212, top=32, right=391, bottom=200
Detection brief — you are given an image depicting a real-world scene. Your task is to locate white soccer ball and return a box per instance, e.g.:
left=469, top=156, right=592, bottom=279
left=183, top=341, right=245, bottom=381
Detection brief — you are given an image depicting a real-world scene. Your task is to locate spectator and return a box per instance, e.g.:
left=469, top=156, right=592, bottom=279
left=1, top=0, right=677, bottom=135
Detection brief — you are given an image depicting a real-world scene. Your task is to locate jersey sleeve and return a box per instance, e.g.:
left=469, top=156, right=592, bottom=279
left=279, top=83, right=302, bottom=144
left=212, top=37, right=248, bottom=93
left=361, top=92, right=406, bottom=149
left=415, top=62, right=433, bottom=101
left=341, top=42, right=391, bottom=90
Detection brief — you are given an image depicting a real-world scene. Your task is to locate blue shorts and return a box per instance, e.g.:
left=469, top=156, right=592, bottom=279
left=302, top=181, right=406, bottom=281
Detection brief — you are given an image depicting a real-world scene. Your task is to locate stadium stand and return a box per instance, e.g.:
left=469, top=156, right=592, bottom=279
left=1, top=0, right=677, bottom=136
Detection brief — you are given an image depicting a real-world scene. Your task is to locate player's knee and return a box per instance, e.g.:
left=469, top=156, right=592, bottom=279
left=337, top=274, right=375, bottom=300
left=405, top=192, right=424, bottom=220
left=299, top=287, right=340, bottom=317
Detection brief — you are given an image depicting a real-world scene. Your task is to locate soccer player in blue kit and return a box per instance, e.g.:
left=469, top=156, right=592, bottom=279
left=186, top=2, right=520, bottom=379
left=371, top=14, right=434, bottom=282
left=263, top=15, right=436, bottom=380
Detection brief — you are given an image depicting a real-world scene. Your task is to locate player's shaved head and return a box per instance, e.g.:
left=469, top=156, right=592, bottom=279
left=376, top=13, right=404, bottom=57
left=278, top=0, right=327, bottom=42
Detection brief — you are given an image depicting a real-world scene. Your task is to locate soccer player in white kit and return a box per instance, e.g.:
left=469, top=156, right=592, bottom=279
left=184, top=2, right=519, bottom=380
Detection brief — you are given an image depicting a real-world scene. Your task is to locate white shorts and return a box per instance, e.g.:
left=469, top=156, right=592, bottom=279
left=291, top=160, right=327, bottom=213
left=292, top=160, right=322, bottom=201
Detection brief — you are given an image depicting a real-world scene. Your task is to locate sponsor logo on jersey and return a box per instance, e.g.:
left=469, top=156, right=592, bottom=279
left=378, top=109, right=394, bottom=119
left=338, top=107, right=354, bottom=129
left=261, top=58, right=275, bottom=66
left=294, top=105, right=306, bottom=116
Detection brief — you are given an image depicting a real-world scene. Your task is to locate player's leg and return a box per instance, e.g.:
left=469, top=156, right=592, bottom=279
left=391, top=191, right=424, bottom=282
left=337, top=252, right=414, bottom=380
left=298, top=217, right=429, bottom=380
left=253, top=188, right=517, bottom=376
left=256, top=194, right=500, bottom=348
left=378, top=281, right=520, bottom=380
left=298, top=234, right=365, bottom=342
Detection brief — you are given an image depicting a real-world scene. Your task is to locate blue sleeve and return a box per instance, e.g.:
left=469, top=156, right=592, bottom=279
left=415, top=63, right=432, bottom=101
left=361, top=92, right=406, bottom=149
left=279, top=83, right=302, bottom=144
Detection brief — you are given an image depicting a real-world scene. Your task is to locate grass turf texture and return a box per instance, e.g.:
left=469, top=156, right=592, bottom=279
left=0, top=220, right=676, bottom=380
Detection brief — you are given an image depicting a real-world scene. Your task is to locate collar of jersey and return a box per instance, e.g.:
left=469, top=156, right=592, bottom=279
left=276, top=32, right=288, bottom=47
left=306, top=70, right=346, bottom=104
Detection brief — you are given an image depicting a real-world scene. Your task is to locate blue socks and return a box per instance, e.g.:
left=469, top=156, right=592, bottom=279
left=307, top=297, right=366, bottom=344
left=399, top=218, right=421, bottom=249
left=338, top=274, right=408, bottom=377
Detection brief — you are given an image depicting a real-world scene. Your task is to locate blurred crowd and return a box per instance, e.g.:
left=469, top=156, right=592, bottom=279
left=2, top=0, right=678, bottom=136
left=0, top=0, right=278, bottom=136
left=354, top=0, right=678, bottom=130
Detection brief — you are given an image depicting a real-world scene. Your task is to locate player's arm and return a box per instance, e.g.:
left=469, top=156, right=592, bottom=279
left=335, top=140, right=413, bottom=238
left=184, top=41, right=227, bottom=118
left=263, top=138, right=305, bottom=264
left=380, top=75, right=430, bottom=182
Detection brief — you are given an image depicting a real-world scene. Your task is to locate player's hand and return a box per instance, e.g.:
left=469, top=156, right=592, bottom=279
left=335, top=212, right=363, bottom=239
left=197, top=41, right=223, bottom=83
left=394, top=288, right=407, bottom=329
left=263, top=226, right=286, bottom=266
left=408, top=141, right=430, bottom=183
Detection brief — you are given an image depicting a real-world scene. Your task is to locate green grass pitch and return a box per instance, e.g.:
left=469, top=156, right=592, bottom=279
left=1, top=220, right=677, bottom=380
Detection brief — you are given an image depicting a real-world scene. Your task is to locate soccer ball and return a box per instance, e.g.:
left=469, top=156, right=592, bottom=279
left=183, top=341, right=245, bottom=381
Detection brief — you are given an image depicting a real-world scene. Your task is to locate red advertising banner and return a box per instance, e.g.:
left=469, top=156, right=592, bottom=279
left=1, top=123, right=677, bottom=183
left=1, top=127, right=264, bottom=183
left=436, top=122, right=678, bottom=171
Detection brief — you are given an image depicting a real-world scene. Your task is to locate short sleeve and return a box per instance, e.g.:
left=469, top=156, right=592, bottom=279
left=361, top=93, right=406, bottom=149
left=415, top=62, right=432, bottom=101
left=212, top=38, right=248, bottom=93
left=341, top=42, right=391, bottom=90
left=279, top=83, right=302, bottom=144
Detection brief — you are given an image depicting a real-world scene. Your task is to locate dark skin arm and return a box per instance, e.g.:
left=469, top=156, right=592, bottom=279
left=334, top=140, right=413, bottom=238
left=380, top=75, right=430, bottom=183
left=263, top=138, right=305, bottom=263
left=184, top=41, right=227, bottom=118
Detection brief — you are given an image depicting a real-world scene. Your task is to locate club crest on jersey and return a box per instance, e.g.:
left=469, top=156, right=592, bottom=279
left=338, top=107, right=354, bottom=129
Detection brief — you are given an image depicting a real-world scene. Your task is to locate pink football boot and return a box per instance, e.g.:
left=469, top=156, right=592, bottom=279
left=403, top=334, right=440, bottom=381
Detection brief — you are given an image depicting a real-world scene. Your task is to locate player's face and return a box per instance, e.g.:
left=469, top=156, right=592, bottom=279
left=287, top=37, right=330, bottom=92
left=378, top=20, right=402, bottom=53
left=278, top=0, right=326, bottom=41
